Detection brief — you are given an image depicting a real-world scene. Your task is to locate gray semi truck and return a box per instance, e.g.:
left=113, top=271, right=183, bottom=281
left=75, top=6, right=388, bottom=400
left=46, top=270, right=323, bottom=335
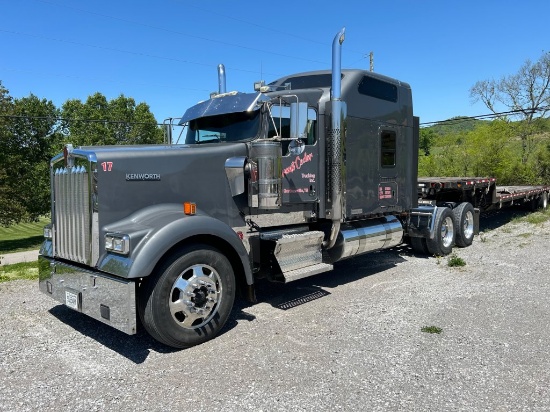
left=38, top=29, right=549, bottom=348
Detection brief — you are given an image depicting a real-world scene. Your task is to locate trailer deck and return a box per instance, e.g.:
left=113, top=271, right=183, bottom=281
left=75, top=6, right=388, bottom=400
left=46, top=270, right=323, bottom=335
left=418, top=177, right=550, bottom=211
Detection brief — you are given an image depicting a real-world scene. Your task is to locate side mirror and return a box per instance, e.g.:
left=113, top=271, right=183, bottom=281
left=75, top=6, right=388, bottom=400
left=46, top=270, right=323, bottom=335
left=290, top=102, right=308, bottom=140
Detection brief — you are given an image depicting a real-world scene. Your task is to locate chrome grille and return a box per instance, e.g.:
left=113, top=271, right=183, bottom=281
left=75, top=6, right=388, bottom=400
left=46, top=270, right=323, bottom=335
left=54, top=165, right=91, bottom=265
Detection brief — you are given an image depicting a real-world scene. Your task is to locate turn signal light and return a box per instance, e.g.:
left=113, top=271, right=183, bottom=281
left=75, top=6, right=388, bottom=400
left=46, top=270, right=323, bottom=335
left=184, top=202, right=196, bottom=215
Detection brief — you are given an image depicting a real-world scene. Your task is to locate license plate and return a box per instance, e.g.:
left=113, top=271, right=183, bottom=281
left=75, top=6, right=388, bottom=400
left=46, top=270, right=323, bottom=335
left=65, top=290, right=79, bottom=311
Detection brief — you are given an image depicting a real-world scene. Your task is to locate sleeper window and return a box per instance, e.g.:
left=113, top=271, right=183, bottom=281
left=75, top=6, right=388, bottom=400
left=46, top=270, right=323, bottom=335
left=381, top=131, right=396, bottom=167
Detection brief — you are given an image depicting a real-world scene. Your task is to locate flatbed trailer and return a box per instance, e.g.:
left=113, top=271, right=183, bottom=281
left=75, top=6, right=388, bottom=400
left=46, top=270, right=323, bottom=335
left=417, top=177, right=550, bottom=211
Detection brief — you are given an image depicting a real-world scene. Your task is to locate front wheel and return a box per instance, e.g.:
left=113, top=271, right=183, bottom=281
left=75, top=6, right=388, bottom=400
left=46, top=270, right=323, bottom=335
left=138, top=244, right=236, bottom=349
left=426, top=207, right=455, bottom=256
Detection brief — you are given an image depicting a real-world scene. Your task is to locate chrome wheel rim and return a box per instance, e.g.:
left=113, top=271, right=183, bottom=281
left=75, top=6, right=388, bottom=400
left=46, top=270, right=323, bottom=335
left=169, top=264, right=221, bottom=329
left=441, top=216, right=454, bottom=248
left=463, top=210, right=474, bottom=240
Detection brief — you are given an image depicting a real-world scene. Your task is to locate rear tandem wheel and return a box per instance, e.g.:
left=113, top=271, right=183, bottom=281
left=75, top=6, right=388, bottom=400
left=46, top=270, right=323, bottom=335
left=426, top=207, right=455, bottom=256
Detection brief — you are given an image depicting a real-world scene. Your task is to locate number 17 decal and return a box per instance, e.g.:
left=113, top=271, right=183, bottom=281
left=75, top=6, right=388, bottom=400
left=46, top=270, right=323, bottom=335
left=101, top=162, right=113, bottom=172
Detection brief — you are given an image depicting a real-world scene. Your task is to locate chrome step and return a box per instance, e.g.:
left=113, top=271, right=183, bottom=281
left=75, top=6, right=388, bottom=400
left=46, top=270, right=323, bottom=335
left=282, top=263, right=333, bottom=283
left=274, top=231, right=325, bottom=273
left=269, top=230, right=333, bottom=282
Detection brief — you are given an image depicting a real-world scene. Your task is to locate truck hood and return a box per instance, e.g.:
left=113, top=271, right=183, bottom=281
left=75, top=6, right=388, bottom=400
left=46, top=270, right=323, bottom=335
left=78, top=142, right=248, bottom=227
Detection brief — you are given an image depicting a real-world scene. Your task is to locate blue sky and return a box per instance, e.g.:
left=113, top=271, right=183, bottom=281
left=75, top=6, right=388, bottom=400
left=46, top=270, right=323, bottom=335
left=1, top=0, right=548, bottom=125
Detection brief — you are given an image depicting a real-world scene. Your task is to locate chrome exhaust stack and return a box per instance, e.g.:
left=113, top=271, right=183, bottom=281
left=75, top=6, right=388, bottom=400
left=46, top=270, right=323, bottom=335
left=324, top=27, right=346, bottom=249
left=218, top=64, right=226, bottom=94
left=331, top=28, right=345, bottom=101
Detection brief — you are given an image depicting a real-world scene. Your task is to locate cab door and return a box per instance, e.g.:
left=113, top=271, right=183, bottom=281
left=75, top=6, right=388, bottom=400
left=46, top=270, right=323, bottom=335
left=270, top=105, right=319, bottom=204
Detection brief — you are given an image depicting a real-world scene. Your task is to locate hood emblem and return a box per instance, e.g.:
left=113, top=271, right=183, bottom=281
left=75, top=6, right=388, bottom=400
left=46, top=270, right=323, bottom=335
left=126, top=173, right=161, bottom=181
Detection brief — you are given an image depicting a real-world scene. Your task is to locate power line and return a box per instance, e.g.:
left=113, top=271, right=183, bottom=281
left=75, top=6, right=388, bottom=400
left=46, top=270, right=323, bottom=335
left=34, top=0, right=329, bottom=65
left=0, top=65, right=211, bottom=93
left=420, top=106, right=550, bottom=127
left=183, top=4, right=330, bottom=48
left=0, top=29, right=284, bottom=78
left=4, top=106, right=549, bottom=129
left=0, top=114, right=166, bottom=127
left=182, top=3, right=366, bottom=57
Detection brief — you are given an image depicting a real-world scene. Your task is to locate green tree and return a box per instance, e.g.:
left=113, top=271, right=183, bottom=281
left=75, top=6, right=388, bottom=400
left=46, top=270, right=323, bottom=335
left=464, top=119, right=516, bottom=182
left=470, top=51, right=550, bottom=162
left=419, top=128, right=437, bottom=155
left=0, top=84, right=61, bottom=226
left=61, top=93, right=163, bottom=146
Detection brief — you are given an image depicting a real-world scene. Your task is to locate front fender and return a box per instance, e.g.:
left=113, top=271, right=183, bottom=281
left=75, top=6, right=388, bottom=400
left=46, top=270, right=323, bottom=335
left=98, top=204, right=252, bottom=284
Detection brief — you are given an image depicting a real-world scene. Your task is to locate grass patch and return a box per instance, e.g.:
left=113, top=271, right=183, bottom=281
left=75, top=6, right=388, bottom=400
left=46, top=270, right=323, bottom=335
left=512, top=207, right=550, bottom=225
left=0, top=217, right=49, bottom=254
left=448, top=254, right=466, bottom=267
left=421, top=325, right=443, bottom=334
left=526, top=212, right=549, bottom=225
left=0, top=261, right=39, bottom=283
left=479, top=232, right=488, bottom=243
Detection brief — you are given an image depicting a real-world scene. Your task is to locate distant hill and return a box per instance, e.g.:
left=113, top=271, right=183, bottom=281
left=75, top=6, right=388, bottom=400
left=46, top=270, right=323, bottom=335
left=425, top=116, right=489, bottom=136
left=425, top=116, right=550, bottom=137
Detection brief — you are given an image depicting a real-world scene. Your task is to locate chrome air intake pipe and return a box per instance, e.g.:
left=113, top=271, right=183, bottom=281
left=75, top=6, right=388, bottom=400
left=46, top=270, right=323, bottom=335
left=324, top=27, right=346, bottom=249
left=218, top=64, right=226, bottom=94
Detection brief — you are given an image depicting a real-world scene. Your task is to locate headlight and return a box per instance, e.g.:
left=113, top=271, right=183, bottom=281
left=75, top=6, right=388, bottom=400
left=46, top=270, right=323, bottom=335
left=43, top=225, right=53, bottom=239
left=105, top=233, right=130, bottom=255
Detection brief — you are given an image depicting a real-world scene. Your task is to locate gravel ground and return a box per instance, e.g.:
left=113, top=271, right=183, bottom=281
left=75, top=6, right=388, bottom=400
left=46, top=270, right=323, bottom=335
left=1, top=209, right=549, bottom=411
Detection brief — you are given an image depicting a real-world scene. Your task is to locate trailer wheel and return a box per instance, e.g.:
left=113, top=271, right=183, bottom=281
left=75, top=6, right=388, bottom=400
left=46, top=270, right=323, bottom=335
left=540, top=192, right=548, bottom=210
left=410, top=237, right=429, bottom=255
left=138, top=244, right=235, bottom=349
left=453, top=202, right=475, bottom=248
left=426, top=207, right=454, bottom=256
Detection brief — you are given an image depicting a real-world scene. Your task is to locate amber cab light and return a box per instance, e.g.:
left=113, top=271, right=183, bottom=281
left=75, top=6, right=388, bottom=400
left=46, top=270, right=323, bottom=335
left=184, top=202, right=196, bottom=215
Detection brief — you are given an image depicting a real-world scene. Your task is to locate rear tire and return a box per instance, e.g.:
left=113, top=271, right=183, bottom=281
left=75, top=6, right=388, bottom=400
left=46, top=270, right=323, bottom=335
left=138, top=244, right=236, bottom=349
left=426, top=207, right=454, bottom=256
left=453, top=202, right=475, bottom=248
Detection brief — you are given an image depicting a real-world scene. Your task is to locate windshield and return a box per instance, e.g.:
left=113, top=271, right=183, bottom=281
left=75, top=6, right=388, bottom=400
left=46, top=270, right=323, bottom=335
left=185, top=110, right=261, bottom=144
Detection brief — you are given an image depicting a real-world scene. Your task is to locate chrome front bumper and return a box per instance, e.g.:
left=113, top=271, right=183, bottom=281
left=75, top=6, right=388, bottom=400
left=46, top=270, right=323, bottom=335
left=38, top=256, right=137, bottom=335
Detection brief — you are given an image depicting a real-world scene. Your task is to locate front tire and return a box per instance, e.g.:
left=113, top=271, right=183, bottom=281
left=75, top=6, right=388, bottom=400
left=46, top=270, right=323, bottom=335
left=138, top=244, right=236, bottom=349
left=426, top=207, right=455, bottom=256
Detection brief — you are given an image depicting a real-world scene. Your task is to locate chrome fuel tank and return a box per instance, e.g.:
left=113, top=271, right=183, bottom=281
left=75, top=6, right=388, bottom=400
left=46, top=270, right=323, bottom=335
left=326, top=216, right=403, bottom=262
